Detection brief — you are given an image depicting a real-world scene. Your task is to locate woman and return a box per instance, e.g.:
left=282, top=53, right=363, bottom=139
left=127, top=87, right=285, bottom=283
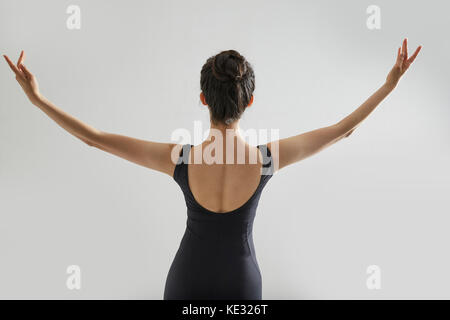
left=3, top=39, right=421, bottom=299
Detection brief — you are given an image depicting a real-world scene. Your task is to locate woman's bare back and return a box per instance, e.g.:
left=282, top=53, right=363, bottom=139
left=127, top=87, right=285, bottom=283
left=186, top=143, right=265, bottom=214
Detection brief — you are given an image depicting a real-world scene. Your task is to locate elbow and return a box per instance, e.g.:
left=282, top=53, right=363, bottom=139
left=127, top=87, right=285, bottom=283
left=344, top=128, right=356, bottom=138
left=80, top=137, right=96, bottom=147
left=85, top=140, right=96, bottom=147
left=80, top=134, right=100, bottom=147
left=333, top=122, right=355, bottom=139
left=84, top=130, right=103, bottom=148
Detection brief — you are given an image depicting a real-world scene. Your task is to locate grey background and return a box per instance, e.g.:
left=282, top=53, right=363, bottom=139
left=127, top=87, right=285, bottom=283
left=1, top=0, right=449, bottom=299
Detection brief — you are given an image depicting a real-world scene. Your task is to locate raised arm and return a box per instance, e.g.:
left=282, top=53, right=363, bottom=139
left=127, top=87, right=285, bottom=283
left=3, top=51, right=180, bottom=177
left=268, top=38, right=422, bottom=172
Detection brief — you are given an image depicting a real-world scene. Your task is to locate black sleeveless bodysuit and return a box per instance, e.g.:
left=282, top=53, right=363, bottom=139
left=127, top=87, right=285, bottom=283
left=164, top=144, right=274, bottom=300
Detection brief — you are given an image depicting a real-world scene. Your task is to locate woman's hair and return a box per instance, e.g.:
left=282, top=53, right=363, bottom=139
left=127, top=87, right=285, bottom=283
left=200, top=50, right=255, bottom=125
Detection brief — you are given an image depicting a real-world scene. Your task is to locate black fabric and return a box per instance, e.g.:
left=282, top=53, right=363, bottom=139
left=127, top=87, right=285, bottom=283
left=164, top=144, right=274, bottom=300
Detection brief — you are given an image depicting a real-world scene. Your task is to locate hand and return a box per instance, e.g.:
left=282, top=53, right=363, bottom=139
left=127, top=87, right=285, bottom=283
left=3, top=50, right=42, bottom=104
left=386, top=38, right=422, bottom=88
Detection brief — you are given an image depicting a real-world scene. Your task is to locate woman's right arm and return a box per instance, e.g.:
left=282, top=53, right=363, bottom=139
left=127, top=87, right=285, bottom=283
left=268, top=38, right=421, bottom=172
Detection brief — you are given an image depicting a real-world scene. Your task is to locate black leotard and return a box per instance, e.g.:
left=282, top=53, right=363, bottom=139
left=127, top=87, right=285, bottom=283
left=164, top=144, right=274, bottom=300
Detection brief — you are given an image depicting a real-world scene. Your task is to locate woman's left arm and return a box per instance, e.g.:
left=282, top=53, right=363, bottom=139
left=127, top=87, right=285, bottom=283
left=3, top=51, right=180, bottom=176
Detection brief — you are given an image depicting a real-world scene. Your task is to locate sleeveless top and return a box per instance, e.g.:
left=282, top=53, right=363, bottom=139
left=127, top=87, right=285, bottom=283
left=164, top=144, right=274, bottom=300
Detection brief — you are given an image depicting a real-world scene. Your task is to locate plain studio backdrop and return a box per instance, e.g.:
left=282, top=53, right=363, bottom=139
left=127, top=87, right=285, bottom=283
left=1, top=0, right=449, bottom=299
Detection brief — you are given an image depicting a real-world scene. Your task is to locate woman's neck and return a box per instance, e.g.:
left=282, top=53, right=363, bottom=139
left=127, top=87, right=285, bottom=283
left=205, top=120, right=246, bottom=145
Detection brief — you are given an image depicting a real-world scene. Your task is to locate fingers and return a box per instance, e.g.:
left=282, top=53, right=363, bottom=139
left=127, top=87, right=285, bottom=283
left=3, top=54, right=23, bottom=77
left=402, top=38, right=408, bottom=58
left=407, top=45, right=422, bottom=64
left=19, top=63, right=33, bottom=79
left=395, top=47, right=404, bottom=66
left=17, top=50, right=25, bottom=68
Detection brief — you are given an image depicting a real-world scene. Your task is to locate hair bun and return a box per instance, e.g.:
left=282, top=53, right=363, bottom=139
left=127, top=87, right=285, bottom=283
left=212, top=50, right=247, bottom=83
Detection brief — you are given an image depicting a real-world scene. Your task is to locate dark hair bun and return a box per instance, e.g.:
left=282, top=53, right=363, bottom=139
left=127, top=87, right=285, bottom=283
left=211, top=50, right=248, bottom=83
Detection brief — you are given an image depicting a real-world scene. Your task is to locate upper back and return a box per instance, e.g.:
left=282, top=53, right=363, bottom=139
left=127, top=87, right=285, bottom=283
left=173, top=142, right=273, bottom=214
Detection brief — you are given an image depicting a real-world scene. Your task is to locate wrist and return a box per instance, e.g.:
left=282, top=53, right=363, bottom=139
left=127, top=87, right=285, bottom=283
left=30, top=93, right=45, bottom=106
left=383, top=81, right=397, bottom=91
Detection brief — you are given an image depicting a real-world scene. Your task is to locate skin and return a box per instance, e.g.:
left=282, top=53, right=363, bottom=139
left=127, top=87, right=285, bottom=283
left=3, top=39, right=421, bottom=213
